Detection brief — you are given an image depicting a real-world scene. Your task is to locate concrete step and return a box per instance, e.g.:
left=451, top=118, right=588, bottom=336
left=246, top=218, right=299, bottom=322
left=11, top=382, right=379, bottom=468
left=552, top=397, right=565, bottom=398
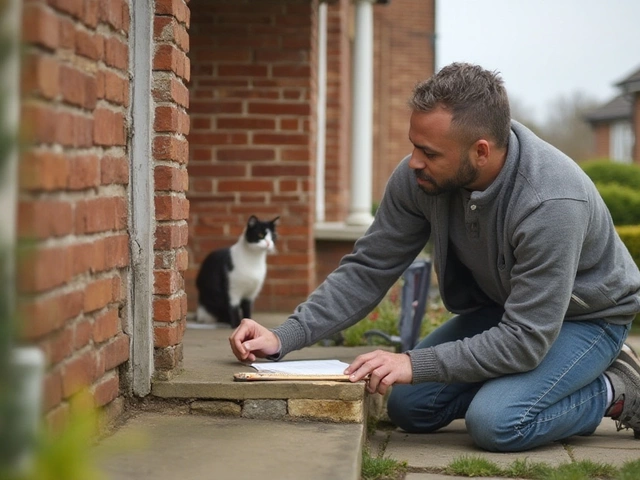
left=151, top=323, right=387, bottom=423
left=96, top=412, right=365, bottom=480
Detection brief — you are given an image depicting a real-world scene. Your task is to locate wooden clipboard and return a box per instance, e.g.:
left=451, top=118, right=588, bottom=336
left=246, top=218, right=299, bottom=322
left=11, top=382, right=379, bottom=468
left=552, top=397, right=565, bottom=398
left=233, top=372, right=352, bottom=382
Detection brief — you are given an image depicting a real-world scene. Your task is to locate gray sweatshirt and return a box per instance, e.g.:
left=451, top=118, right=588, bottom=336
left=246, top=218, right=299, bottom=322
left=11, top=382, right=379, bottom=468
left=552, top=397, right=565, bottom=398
left=272, top=121, right=640, bottom=384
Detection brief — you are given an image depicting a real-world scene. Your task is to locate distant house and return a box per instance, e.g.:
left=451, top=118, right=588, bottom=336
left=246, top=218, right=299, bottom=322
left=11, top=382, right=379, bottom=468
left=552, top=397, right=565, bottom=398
left=585, top=66, right=640, bottom=164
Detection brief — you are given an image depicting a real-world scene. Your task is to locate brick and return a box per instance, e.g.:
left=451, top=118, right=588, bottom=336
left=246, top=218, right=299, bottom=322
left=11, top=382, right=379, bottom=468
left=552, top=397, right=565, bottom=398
left=18, top=200, right=74, bottom=239
left=93, top=307, right=120, bottom=343
left=62, top=350, right=97, bottom=398
left=154, top=270, right=183, bottom=296
left=70, top=241, right=98, bottom=277
left=153, top=44, right=188, bottom=79
left=74, top=319, right=93, bottom=349
left=248, top=102, right=310, bottom=116
left=68, top=154, right=100, bottom=190
left=93, top=372, right=119, bottom=407
left=216, top=149, right=275, bottom=162
left=189, top=100, right=242, bottom=115
left=41, top=326, right=73, bottom=365
left=154, top=105, right=189, bottom=134
left=75, top=29, right=103, bottom=61
left=154, top=320, right=185, bottom=348
left=22, top=3, right=59, bottom=50
left=18, top=246, right=71, bottom=293
left=176, top=248, right=189, bottom=271
left=218, top=180, right=274, bottom=193
left=104, top=36, right=128, bottom=70
left=60, top=65, right=97, bottom=110
left=75, top=197, right=127, bottom=234
left=153, top=294, right=183, bottom=322
left=155, top=165, right=188, bottom=191
left=84, top=277, right=113, bottom=313
left=154, top=223, right=189, bottom=249
left=58, top=15, right=76, bottom=50
left=101, top=333, right=130, bottom=371
left=104, top=234, right=129, bottom=269
left=93, top=107, right=126, bottom=146
left=101, top=155, right=129, bottom=185
left=217, top=117, right=276, bottom=130
left=21, top=103, right=57, bottom=144
left=154, top=16, right=189, bottom=52
left=56, top=110, right=94, bottom=147
left=50, top=0, right=84, bottom=19
left=82, top=0, right=99, bottom=28
left=156, top=0, right=190, bottom=26
left=155, top=195, right=189, bottom=221
left=153, top=75, right=189, bottom=108
left=43, top=369, right=63, bottom=413
left=19, top=290, right=84, bottom=340
left=99, top=0, right=124, bottom=32
left=252, top=165, right=310, bottom=177
left=153, top=135, right=189, bottom=163
left=21, top=53, right=60, bottom=99
left=99, top=69, right=129, bottom=106
left=187, top=164, right=245, bottom=177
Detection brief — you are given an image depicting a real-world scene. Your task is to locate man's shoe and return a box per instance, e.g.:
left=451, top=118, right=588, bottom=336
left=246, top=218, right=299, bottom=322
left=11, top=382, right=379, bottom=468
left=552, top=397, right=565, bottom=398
left=605, top=343, right=640, bottom=439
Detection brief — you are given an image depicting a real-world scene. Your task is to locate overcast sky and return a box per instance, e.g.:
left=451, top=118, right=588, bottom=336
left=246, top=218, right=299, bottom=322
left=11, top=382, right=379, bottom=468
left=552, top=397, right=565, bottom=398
left=435, top=0, right=640, bottom=122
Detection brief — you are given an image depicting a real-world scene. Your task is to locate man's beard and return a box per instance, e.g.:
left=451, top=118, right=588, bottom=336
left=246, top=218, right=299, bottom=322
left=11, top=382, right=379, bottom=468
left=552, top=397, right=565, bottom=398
left=413, top=153, right=479, bottom=196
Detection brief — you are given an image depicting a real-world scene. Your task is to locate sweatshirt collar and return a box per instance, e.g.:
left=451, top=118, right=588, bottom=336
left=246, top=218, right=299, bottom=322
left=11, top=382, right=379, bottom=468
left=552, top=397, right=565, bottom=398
left=469, top=128, right=519, bottom=205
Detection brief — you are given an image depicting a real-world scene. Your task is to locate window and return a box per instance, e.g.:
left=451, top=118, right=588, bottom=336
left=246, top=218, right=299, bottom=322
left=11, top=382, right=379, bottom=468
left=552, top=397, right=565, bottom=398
left=610, top=120, right=633, bottom=163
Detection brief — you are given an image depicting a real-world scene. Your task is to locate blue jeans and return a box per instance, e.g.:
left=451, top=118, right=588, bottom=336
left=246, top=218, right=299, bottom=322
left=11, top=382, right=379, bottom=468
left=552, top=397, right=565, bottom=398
left=387, top=306, right=630, bottom=452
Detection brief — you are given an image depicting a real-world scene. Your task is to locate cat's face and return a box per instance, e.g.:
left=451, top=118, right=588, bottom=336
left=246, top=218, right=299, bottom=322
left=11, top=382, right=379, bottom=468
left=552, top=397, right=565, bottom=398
left=244, top=216, right=279, bottom=252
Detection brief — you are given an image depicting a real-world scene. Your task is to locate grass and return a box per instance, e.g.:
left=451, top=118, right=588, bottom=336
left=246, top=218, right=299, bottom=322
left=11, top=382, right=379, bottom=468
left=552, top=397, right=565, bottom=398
left=437, top=455, right=640, bottom=480
left=361, top=447, right=407, bottom=480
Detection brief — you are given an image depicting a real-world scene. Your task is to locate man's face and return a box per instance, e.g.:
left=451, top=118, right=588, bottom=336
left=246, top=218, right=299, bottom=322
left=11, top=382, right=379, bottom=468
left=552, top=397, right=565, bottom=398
left=408, top=108, right=479, bottom=196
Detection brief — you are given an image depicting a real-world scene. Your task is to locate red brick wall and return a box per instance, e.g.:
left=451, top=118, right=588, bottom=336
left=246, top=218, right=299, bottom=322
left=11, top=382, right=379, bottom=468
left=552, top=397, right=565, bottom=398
left=372, top=0, right=435, bottom=202
left=152, top=0, right=191, bottom=378
left=186, top=0, right=317, bottom=313
left=592, top=123, right=611, bottom=159
left=17, top=0, right=132, bottom=429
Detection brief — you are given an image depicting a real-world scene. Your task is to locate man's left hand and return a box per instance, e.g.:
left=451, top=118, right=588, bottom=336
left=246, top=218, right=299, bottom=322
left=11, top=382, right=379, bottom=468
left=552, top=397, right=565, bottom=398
left=344, top=350, right=413, bottom=395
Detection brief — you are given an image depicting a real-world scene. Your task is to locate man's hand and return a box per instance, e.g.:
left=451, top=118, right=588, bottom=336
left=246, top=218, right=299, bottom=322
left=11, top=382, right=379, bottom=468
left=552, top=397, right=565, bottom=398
left=344, top=350, right=413, bottom=395
left=229, top=318, right=281, bottom=362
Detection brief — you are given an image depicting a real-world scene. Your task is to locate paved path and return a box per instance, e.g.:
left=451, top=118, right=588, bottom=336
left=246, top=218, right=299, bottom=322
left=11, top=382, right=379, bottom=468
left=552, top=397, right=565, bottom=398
left=96, top=315, right=640, bottom=479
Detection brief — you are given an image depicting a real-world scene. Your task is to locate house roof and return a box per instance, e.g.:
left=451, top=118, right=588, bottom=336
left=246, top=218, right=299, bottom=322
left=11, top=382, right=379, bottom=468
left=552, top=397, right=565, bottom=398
left=615, top=65, right=640, bottom=94
left=584, top=94, right=632, bottom=124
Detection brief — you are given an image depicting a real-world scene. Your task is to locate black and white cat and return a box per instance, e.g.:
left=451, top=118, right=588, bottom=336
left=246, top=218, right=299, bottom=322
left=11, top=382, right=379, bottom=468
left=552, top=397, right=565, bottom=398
left=195, top=215, right=279, bottom=328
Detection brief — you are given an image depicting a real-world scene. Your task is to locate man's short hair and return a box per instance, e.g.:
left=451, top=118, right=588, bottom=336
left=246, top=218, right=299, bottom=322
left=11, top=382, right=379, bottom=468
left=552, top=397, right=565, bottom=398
left=409, top=63, right=511, bottom=149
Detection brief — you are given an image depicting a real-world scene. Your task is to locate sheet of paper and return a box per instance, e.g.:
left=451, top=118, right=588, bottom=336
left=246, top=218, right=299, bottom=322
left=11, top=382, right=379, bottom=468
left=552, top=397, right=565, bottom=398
left=250, top=359, right=350, bottom=376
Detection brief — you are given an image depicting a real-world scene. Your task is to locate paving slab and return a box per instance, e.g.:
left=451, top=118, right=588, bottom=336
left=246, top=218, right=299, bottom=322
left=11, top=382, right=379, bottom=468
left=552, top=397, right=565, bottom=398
left=384, top=419, right=571, bottom=469
left=566, top=419, right=640, bottom=466
left=96, top=412, right=364, bottom=480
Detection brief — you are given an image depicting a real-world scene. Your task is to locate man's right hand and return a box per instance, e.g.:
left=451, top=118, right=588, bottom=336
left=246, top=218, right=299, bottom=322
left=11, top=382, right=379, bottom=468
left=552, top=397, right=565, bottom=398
left=229, top=318, right=281, bottom=362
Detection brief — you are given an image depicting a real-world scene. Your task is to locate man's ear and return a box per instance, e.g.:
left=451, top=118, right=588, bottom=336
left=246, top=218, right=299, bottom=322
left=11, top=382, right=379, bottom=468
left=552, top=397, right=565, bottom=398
left=473, top=139, right=490, bottom=167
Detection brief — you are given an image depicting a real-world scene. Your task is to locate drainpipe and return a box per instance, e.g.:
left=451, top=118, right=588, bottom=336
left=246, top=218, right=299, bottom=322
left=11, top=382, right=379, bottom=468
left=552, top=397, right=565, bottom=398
left=315, top=1, right=328, bottom=222
left=346, top=0, right=375, bottom=226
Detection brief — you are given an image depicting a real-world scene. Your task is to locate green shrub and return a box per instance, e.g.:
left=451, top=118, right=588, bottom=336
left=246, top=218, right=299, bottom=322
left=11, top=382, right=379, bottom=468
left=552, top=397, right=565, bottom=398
left=581, top=160, right=640, bottom=189
left=596, top=183, right=640, bottom=226
left=617, top=225, right=640, bottom=268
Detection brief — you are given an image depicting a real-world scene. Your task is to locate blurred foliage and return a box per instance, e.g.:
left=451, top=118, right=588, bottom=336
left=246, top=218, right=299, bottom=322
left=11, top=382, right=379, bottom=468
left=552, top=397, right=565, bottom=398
left=580, top=160, right=640, bottom=226
left=594, top=183, right=640, bottom=226
left=339, top=281, right=451, bottom=347
left=581, top=160, right=640, bottom=190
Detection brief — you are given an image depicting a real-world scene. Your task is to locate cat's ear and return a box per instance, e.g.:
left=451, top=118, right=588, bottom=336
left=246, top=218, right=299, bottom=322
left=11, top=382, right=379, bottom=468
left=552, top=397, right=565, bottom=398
left=247, top=215, right=258, bottom=227
left=271, top=216, right=280, bottom=224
